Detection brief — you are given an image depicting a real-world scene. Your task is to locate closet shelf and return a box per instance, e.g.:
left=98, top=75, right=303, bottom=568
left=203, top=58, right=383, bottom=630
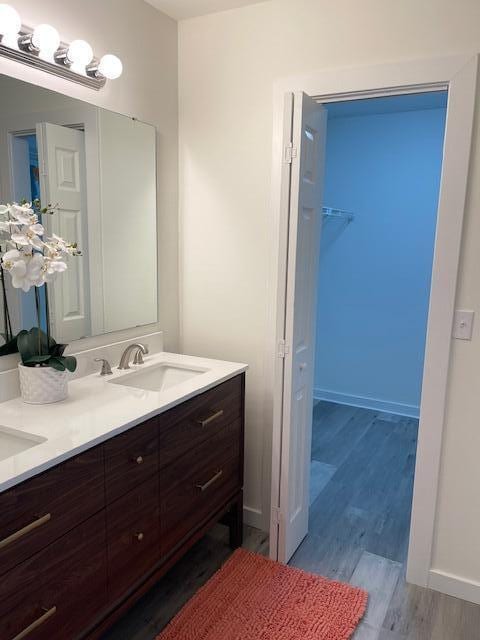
left=322, top=206, right=354, bottom=223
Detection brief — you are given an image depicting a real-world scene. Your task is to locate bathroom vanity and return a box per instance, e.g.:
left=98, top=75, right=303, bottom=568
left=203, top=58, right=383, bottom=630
left=0, top=354, right=246, bottom=640
left=0, top=69, right=248, bottom=640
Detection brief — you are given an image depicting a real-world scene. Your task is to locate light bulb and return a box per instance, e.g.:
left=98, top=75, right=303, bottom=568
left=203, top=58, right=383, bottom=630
left=0, top=4, right=21, bottom=47
left=67, top=39, right=93, bottom=67
left=98, top=54, right=123, bottom=80
left=32, top=24, right=60, bottom=58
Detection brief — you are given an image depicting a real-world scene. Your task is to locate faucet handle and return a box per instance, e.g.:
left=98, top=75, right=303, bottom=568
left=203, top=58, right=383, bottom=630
left=95, top=358, right=113, bottom=375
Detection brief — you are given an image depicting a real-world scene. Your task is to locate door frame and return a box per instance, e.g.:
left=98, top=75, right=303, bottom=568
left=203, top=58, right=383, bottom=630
left=267, top=54, right=478, bottom=588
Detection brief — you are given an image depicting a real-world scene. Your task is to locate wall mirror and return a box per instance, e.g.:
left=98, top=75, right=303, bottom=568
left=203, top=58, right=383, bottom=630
left=0, top=74, right=158, bottom=352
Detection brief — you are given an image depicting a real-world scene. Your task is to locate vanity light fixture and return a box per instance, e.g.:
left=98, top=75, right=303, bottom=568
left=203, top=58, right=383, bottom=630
left=55, top=38, right=93, bottom=69
left=0, top=4, right=122, bottom=90
left=0, top=3, right=21, bottom=48
left=20, top=24, right=60, bottom=60
left=87, top=54, right=123, bottom=81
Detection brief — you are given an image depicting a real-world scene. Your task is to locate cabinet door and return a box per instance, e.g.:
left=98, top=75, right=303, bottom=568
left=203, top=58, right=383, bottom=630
left=159, top=375, right=242, bottom=469
left=160, top=419, right=242, bottom=557
left=104, top=417, right=159, bottom=503
left=0, top=512, right=107, bottom=640
left=106, top=476, right=160, bottom=603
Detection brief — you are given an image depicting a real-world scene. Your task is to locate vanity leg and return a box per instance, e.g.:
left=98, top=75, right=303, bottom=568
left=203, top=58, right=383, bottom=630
left=229, top=494, right=244, bottom=549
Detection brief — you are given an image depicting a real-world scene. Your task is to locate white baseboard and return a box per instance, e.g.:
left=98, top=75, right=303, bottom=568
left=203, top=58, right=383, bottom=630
left=429, top=569, right=480, bottom=605
left=243, top=505, right=263, bottom=529
left=313, top=387, right=420, bottom=419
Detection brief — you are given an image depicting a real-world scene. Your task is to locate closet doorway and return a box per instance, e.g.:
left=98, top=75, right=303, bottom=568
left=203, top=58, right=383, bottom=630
left=304, top=91, right=447, bottom=583
left=269, top=55, right=477, bottom=589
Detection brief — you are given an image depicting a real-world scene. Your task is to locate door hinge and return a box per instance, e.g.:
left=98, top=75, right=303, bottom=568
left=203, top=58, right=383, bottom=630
left=272, top=507, right=282, bottom=526
left=284, top=142, right=297, bottom=164
left=278, top=339, right=290, bottom=359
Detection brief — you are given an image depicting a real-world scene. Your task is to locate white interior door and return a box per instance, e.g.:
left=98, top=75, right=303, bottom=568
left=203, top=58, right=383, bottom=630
left=277, top=92, right=327, bottom=563
left=37, top=122, right=90, bottom=343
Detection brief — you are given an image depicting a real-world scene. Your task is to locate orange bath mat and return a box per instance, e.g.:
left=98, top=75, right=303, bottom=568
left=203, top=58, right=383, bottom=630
left=157, top=548, right=367, bottom=640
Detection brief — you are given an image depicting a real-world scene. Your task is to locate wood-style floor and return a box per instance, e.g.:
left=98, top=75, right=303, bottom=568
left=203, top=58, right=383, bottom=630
left=103, top=401, right=480, bottom=640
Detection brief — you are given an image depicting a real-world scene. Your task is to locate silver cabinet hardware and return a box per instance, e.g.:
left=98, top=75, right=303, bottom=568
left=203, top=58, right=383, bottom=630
left=196, top=409, right=224, bottom=428
left=195, top=470, right=223, bottom=492
left=0, top=513, right=51, bottom=550
left=11, top=606, right=57, bottom=640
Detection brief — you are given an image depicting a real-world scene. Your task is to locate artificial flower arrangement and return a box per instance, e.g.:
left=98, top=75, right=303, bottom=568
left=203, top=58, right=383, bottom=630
left=0, top=199, right=80, bottom=379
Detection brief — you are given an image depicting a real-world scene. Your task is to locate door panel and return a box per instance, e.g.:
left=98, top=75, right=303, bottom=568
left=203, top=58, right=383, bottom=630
left=36, top=122, right=90, bottom=342
left=278, top=92, right=327, bottom=562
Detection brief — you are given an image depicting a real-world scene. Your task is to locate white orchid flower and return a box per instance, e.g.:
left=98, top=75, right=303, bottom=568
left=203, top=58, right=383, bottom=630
left=28, top=254, right=45, bottom=287
left=10, top=204, right=37, bottom=225
left=1, top=250, right=44, bottom=292
left=1, top=200, right=78, bottom=296
left=42, top=258, right=67, bottom=284
left=11, top=224, right=45, bottom=250
left=2, top=248, right=22, bottom=266
left=0, top=220, right=16, bottom=232
left=9, top=259, right=28, bottom=290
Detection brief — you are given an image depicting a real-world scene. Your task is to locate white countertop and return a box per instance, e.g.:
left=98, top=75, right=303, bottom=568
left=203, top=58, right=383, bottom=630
left=0, top=352, right=247, bottom=493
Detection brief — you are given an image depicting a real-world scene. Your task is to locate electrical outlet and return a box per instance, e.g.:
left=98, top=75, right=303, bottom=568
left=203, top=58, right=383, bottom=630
left=453, top=310, right=475, bottom=340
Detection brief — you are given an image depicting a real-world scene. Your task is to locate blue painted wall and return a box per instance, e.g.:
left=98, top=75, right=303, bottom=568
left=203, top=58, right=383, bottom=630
left=314, top=100, right=447, bottom=416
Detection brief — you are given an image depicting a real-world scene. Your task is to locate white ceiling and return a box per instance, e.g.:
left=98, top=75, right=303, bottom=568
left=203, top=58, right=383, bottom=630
left=145, top=0, right=268, bottom=20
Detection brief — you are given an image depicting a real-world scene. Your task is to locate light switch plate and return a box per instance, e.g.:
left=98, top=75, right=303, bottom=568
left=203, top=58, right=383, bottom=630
left=453, top=309, right=475, bottom=340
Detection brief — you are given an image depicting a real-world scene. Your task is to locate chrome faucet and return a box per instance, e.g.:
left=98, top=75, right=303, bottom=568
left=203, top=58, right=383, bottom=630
left=118, top=343, right=149, bottom=370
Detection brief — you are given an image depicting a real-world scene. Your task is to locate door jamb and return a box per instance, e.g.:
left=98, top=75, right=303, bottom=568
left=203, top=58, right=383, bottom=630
left=267, top=54, right=478, bottom=588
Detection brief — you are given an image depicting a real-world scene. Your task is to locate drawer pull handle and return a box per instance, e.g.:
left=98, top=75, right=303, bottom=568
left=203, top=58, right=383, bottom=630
left=12, top=606, right=57, bottom=640
left=0, top=513, right=51, bottom=550
left=134, top=455, right=144, bottom=465
left=135, top=532, right=144, bottom=542
left=195, top=470, right=223, bottom=492
left=197, top=409, right=224, bottom=427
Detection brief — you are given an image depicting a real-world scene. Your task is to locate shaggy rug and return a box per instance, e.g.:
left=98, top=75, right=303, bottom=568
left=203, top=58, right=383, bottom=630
left=157, top=548, right=367, bottom=639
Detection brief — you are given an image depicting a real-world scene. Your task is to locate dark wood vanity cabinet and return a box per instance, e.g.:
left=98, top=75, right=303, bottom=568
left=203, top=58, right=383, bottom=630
left=0, top=373, right=245, bottom=640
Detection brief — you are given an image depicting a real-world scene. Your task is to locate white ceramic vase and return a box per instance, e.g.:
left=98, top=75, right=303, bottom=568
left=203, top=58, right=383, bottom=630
left=18, top=363, right=68, bottom=404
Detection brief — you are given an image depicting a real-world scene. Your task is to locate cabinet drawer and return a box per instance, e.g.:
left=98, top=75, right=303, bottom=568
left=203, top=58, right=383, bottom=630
left=159, top=375, right=243, bottom=469
left=0, top=447, right=105, bottom=577
left=0, top=512, right=107, bottom=640
left=104, top=417, right=158, bottom=503
left=160, top=418, right=242, bottom=556
left=106, top=476, right=160, bottom=603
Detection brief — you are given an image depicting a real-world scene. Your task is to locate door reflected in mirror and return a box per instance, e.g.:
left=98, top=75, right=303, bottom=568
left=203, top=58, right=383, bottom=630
left=0, top=75, right=158, bottom=349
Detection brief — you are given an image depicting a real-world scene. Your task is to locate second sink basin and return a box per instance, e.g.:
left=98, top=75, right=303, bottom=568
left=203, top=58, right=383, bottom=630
left=0, top=426, right=46, bottom=462
left=110, top=362, right=208, bottom=392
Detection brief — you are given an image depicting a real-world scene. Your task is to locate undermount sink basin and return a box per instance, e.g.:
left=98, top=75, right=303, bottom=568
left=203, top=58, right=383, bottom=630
left=110, top=362, right=208, bottom=392
left=0, top=426, right=46, bottom=462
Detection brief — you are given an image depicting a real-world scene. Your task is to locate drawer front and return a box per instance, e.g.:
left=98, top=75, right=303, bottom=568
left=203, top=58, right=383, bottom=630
left=160, top=418, right=242, bottom=557
left=104, top=417, right=159, bottom=503
left=0, top=512, right=107, bottom=640
left=159, top=375, right=243, bottom=469
left=106, top=476, right=160, bottom=603
left=0, top=447, right=105, bottom=577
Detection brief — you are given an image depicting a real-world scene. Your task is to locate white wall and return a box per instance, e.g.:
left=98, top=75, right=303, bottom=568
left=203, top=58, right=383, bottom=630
left=179, top=0, right=480, bottom=590
left=0, top=0, right=179, bottom=351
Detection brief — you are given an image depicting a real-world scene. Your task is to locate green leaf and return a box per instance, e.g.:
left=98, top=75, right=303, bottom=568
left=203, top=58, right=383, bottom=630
left=14, top=327, right=76, bottom=371
left=17, top=328, right=56, bottom=363
left=62, top=355, right=77, bottom=372
left=48, top=357, right=66, bottom=372
left=50, top=343, right=67, bottom=357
